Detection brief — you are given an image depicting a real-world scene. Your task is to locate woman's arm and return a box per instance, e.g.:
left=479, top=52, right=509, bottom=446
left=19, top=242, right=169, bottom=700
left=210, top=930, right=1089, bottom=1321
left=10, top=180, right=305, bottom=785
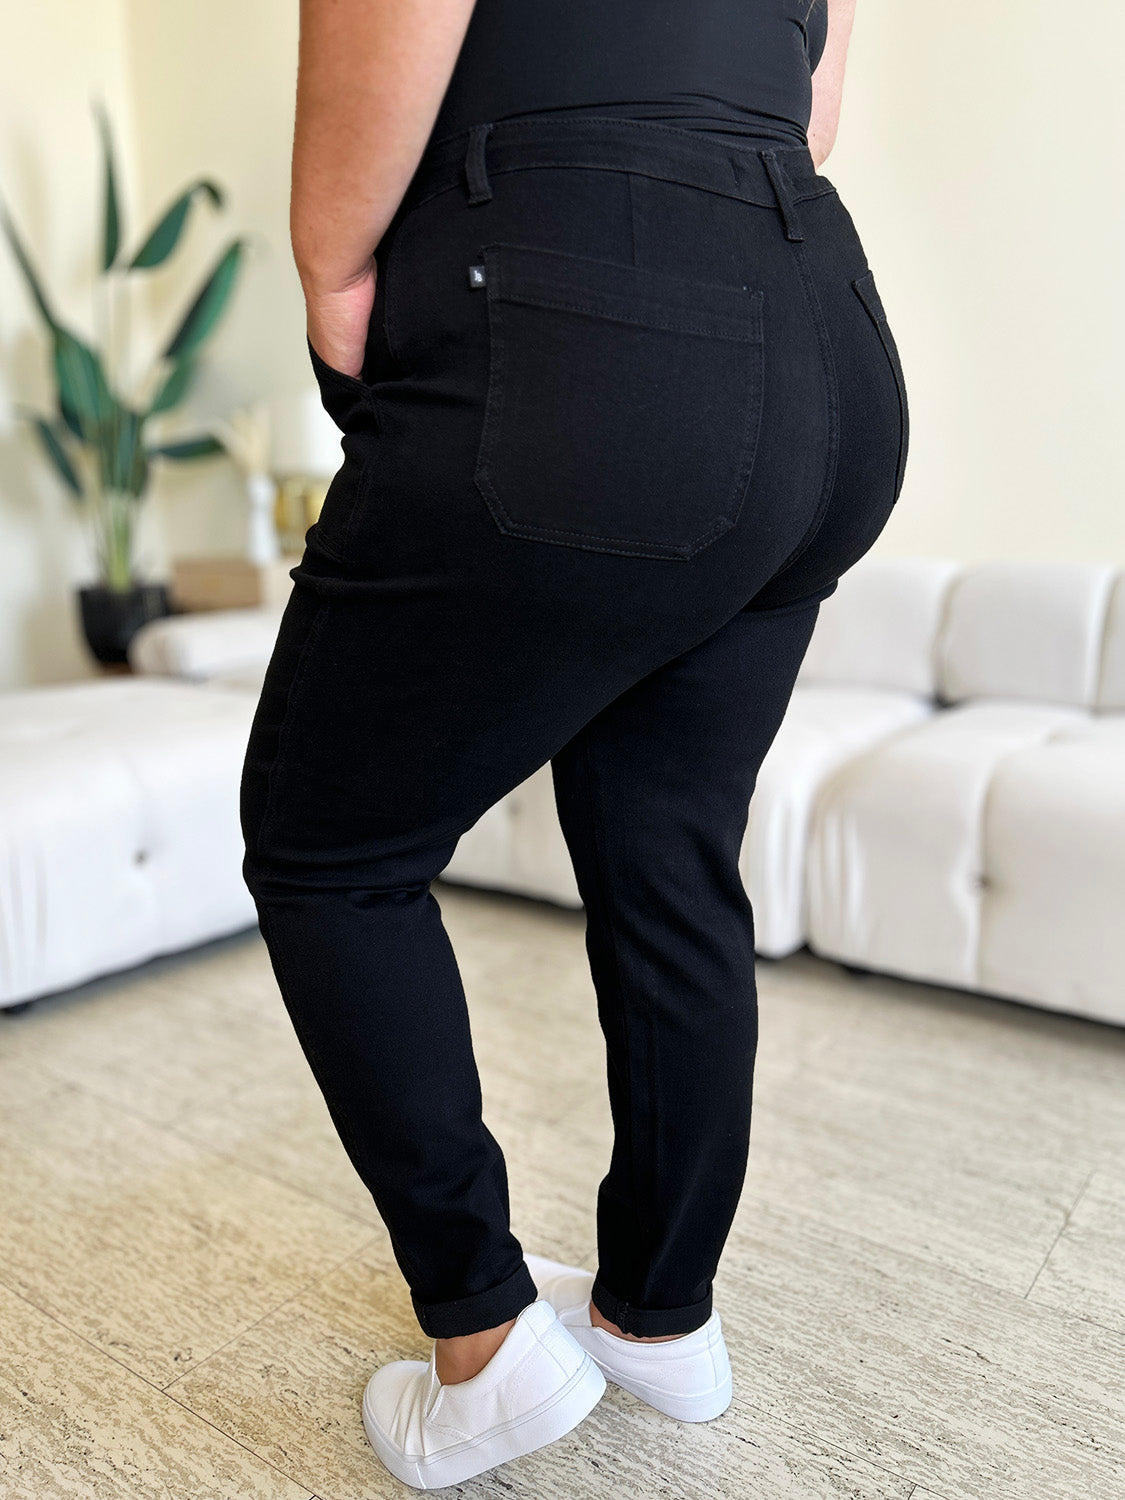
left=807, top=0, right=856, bottom=169
left=292, top=0, right=477, bottom=377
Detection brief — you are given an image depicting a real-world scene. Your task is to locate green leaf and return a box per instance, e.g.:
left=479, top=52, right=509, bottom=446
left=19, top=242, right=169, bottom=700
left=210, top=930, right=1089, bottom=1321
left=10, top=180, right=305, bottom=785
left=93, top=99, right=121, bottom=271
left=0, top=193, right=59, bottom=330
left=148, top=434, right=225, bottom=461
left=128, top=180, right=223, bottom=269
left=52, top=326, right=115, bottom=440
left=126, top=430, right=149, bottom=497
left=147, top=354, right=196, bottom=415
left=101, top=404, right=143, bottom=492
left=57, top=389, right=85, bottom=440
left=162, top=237, right=245, bottom=362
left=22, top=410, right=83, bottom=496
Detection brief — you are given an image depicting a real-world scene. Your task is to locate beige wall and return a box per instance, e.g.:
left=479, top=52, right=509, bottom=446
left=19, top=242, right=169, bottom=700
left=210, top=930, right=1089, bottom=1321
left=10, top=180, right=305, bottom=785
left=0, top=1, right=305, bottom=689
left=0, top=0, right=137, bottom=686
left=122, top=0, right=305, bottom=442
left=1, top=2, right=1123, bottom=687
left=832, top=1, right=1125, bottom=564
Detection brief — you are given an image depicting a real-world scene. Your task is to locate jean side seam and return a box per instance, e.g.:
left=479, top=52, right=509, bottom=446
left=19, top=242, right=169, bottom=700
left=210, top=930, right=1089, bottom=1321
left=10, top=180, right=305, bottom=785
left=254, top=900, right=432, bottom=1286
left=852, top=273, right=909, bottom=503
left=254, top=596, right=333, bottom=858
left=314, top=452, right=382, bottom=565
left=627, top=169, right=638, bottom=266
left=582, top=726, right=654, bottom=1260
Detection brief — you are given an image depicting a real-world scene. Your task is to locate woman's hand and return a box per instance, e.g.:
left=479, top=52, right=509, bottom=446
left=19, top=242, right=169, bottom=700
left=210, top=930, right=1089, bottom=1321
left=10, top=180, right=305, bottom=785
left=303, top=261, right=377, bottom=380
left=291, top=0, right=478, bottom=377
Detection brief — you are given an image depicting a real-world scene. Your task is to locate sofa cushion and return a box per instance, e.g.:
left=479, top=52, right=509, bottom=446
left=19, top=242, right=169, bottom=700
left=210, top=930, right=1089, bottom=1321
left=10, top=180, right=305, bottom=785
left=205, top=664, right=271, bottom=694
left=129, top=604, right=286, bottom=682
left=805, top=699, right=1089, bottom=993
left=745, top=682, right=935, bottom=957
left=797, top=555, right=959, bottom=698
left=935, top=562, right=1117, bottom=708
left=0, top=679, right=257, bottom=1006
left=441, top=760, right=582, bottom=909
left=978, top=714, right=1125, bottom=1024
left=443, top=682, right=937, bottom=953
left=1096, top=572, right=1125, bottom=710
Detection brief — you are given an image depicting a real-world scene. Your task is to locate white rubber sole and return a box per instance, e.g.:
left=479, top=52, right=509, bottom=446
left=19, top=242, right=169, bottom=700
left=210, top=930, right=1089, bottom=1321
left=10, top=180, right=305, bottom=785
left=361, top=1347, right=606, bottom=1490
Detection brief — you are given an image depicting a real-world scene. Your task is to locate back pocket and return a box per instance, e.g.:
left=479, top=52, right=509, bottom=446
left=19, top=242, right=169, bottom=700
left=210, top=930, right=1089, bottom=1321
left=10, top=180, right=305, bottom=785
left=472, top=241, right=765, bottom=560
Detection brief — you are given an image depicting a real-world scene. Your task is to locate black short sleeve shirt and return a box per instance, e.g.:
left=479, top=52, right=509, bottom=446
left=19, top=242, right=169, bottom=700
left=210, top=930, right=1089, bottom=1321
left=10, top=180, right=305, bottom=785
left=430, top=0, right=829, bottom=149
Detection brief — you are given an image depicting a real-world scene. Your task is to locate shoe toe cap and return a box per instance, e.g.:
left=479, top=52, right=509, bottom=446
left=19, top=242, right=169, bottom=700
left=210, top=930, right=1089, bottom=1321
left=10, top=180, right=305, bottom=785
left=363, top=1358, right=430, bottom=1432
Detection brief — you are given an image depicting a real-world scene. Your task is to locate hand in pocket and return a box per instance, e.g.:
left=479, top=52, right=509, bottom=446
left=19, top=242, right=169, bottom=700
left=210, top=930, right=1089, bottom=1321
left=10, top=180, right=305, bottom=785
left=304, top=260, right=377, bottom=380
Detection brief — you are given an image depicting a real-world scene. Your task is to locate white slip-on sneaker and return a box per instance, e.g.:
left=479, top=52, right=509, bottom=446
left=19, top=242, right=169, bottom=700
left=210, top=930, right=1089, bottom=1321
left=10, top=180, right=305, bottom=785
left=523, top=1252, right=733, bottom=1423
left=361, top=1296, right=606, bottom=1490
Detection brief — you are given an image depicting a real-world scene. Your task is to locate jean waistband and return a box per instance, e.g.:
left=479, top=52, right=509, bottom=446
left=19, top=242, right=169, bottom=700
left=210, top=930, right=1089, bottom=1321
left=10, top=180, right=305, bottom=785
left=396, top=113, right=834, bottom=242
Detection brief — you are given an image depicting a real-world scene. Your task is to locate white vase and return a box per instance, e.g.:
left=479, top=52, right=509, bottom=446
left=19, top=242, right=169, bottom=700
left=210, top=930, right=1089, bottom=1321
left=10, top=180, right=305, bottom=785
left=245, top=471, right=280, bottom=564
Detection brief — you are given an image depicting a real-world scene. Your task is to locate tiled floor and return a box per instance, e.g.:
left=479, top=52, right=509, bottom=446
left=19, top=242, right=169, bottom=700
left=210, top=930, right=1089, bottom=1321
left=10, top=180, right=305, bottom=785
left=1, top=882, right=1123, bottom=1499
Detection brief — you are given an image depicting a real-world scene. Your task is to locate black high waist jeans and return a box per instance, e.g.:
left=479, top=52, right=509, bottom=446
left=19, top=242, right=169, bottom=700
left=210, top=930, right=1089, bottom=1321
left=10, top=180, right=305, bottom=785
left=239, top=115, right=909, bottom=1339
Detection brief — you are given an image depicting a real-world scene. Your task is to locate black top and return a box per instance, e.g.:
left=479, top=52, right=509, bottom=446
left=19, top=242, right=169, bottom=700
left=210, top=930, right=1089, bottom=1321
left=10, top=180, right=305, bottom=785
left=429, top=1, right=829, bottom=151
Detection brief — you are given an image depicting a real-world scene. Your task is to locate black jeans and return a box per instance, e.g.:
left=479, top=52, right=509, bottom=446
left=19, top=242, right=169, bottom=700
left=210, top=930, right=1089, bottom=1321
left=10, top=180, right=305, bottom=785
left=239, top=115, right=909, bottom=1339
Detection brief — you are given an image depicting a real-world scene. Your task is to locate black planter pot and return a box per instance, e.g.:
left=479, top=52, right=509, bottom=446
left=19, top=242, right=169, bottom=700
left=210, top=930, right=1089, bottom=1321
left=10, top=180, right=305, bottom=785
left=78, top=581, right=173, bottom=665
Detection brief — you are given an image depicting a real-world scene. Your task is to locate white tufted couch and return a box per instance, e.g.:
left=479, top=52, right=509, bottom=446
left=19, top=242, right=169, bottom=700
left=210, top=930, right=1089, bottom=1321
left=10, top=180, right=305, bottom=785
left=2, top=557, right=1122, bottom=1025
left=0, top=676, right=259, bottom=1008
left=440, top=556, right=1125, bottom=1026
left=799, top=559, right=1125, bottom=1025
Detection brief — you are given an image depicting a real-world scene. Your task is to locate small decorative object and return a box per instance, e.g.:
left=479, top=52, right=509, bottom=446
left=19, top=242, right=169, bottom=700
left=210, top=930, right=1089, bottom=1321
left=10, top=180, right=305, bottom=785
left=208, top=398, right=279, bottom=564
left=0, top=99, right=248, bottom=664
left=244, top=471, right=280, bottom=565
left=267, top=386, right=344, bottom=553
left=168, top=376, right=345, bottom=607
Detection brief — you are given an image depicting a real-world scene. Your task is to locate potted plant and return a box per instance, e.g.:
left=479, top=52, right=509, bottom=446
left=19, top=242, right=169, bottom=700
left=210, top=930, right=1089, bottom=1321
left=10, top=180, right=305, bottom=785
left=1, top=99, right=247, bottom=663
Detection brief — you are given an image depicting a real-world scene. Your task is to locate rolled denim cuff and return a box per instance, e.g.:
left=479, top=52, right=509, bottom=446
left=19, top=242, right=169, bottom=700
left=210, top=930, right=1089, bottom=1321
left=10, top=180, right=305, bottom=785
left=590, top=1273, right=712, bottom=1338
left=412, top=1258, right=539, bottom=1339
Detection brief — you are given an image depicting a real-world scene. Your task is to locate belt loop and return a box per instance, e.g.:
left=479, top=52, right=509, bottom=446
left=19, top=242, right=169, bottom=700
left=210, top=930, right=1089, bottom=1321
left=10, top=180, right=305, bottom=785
left=464, top=122, right=494, bottom=205
left=759, top=149, right=804, bottom=242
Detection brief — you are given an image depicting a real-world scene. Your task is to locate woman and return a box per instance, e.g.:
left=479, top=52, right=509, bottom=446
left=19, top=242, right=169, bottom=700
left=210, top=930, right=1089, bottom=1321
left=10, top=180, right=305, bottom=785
left=240, top=0, right=907, bottom=1487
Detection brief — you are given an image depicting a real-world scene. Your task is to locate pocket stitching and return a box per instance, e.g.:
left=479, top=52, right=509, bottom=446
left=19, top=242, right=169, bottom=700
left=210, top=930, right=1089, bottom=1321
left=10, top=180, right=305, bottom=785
left=474, top=243, right=765, bottom=559
left=488, top=239, right=762, bottom=340
left=486, top=289, right=756, bottom=343
left=478, top=292, right=742, bottom=553
left=852, top=269, right=908, bottom=500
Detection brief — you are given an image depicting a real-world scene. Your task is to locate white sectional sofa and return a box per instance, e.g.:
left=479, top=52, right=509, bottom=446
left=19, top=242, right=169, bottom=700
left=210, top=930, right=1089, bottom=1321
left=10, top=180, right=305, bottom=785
left=2, top=556, right=1122, bottom=1026
left=442, top=556, right=1125, bottom=1027
left=802, top=560, right=1125, bottom=1026
left=0, top=677, right=258, bottom=1009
